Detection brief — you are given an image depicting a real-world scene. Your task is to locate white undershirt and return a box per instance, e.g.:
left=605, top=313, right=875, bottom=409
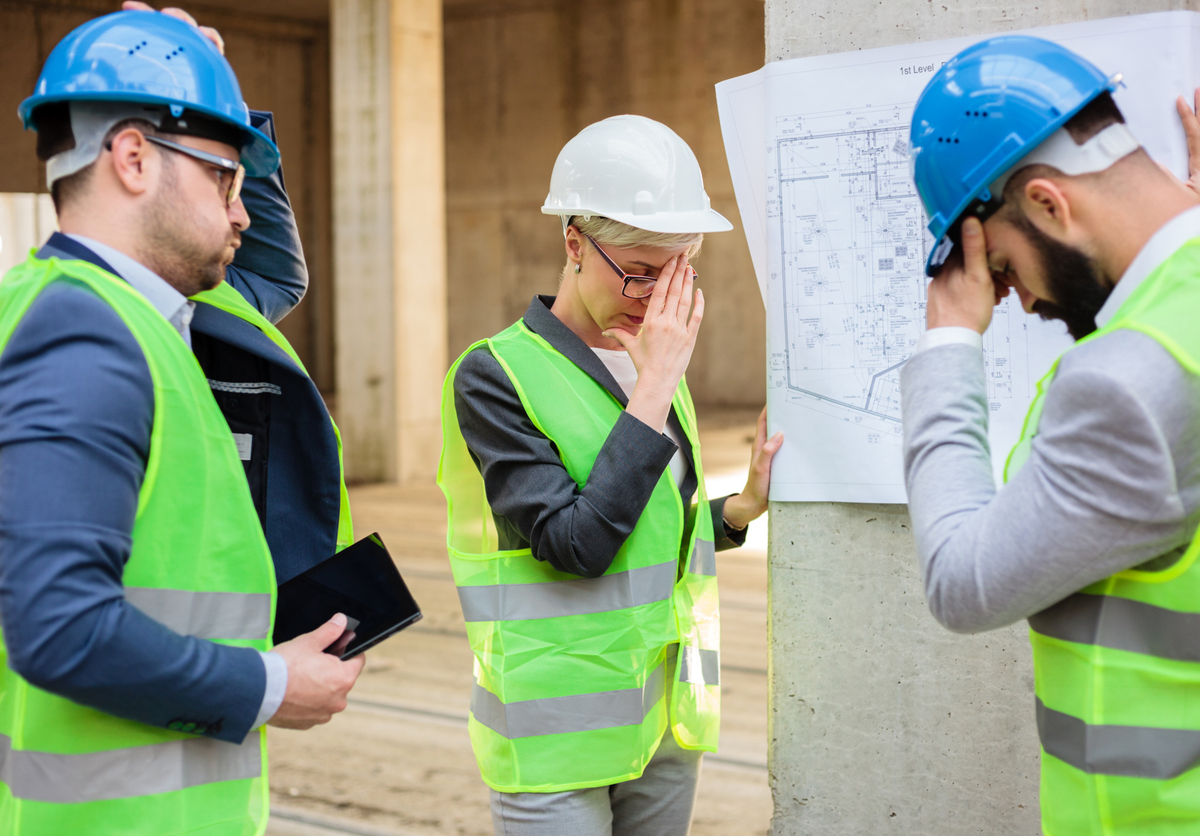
left=590, top=347, right=688, bottom=490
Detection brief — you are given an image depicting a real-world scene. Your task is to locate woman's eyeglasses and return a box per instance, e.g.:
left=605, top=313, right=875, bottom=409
left=585, top=234, right=696, bottom=299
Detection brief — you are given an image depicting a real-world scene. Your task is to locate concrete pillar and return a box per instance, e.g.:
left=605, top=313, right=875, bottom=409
left=763, top=2, right=1193, bottom=834
left=331, top=0, right=446, bottom=484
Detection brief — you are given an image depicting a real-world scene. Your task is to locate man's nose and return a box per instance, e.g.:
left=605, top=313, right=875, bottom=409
left=228, top=197, right=250, bottom=232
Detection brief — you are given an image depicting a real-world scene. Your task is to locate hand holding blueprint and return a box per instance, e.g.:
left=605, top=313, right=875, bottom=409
left=717, top=11, right=1200, bottom=503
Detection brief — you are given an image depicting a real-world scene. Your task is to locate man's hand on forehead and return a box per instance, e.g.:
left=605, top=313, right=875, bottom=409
left=121, top=2, right=225, bottom=55
left=925, top=218, right=1011, bottom=335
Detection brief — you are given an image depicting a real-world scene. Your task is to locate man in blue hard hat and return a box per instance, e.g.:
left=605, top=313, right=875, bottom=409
left=902, top=35, right=1200, bottom=833
left=0, top=6, right=363, bottom=833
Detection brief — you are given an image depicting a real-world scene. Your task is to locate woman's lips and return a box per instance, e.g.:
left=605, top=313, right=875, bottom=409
left=626, top=315, right=644, bottom=325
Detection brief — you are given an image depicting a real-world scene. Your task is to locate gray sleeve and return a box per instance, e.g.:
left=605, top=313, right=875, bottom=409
left=901, top=335, right=1194, bottom=633
left=452, top=346, right=679, bottom=578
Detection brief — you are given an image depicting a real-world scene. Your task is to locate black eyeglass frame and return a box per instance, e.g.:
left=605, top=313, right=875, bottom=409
left=585, top=234, right=697, bottom=299
left=143, top=135, right=246, bottom=208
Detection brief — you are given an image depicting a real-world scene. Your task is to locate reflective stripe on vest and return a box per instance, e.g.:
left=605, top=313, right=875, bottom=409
left=0, top=732, right=260, bottom=804
left=472, top=664, right=666, bottom=740
left=1037, top=699, right=1200, bottom=780
left=125, top=588, right=271, bottom=640
left=456, top=560, right=676, bottom=622
left=0, top=256, right=276, bottom=835
left=688, top=538, right=716, bottom=576
left=679, top=647, right=720, bottom=686
left=1030, top=592, right=1200, bottom=663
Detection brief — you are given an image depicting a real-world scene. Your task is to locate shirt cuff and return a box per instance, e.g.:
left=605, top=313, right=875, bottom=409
left=914, top=327, right=983, bottom=356
left=253, top=650, right=288, bottom=728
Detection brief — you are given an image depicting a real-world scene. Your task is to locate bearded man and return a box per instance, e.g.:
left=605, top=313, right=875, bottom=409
left=903, top=36, right=1200, bottom=834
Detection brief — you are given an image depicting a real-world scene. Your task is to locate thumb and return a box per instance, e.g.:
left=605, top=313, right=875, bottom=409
left=960, top=217, right=988, bottom=277
left=306, top=613, right=349, bottom=649
left=601, top=328, right=635, bottom=350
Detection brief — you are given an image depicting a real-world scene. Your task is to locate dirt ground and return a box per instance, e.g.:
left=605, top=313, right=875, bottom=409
left=265, top=409, right=771, bottom=836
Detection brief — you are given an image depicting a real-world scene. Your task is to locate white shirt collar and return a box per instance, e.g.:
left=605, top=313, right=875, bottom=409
left=64, top=234, right=195, bottom=347
left=1095, top=205, right=1200, bottom=328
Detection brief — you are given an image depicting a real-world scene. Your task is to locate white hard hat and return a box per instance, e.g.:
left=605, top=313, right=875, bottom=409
left=541, top=115, right=733, bottom=235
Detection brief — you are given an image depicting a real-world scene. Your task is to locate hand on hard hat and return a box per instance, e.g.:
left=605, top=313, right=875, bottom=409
left=602, top=256, right=704, bottom=433
left=925, top=218, right=1009, bottom=335
left=122, top=1, right=225, bottom=55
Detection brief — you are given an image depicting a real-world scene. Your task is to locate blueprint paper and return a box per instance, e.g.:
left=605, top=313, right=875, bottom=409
left=716, top=11, right=1200, bottom=503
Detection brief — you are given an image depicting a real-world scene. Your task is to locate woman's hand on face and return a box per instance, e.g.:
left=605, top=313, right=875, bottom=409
left=603, top=254, right=704, bottom=432
left=721, top=406, right=783, bottom=530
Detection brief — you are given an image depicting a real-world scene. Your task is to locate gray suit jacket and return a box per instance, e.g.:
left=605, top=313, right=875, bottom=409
left=901, top=330, right=1200, bottom=633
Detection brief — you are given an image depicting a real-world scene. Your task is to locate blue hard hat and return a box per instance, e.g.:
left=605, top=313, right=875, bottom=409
left=19, top=10, right=279, bottom=176
left=910, top=35, right=1118, bottom=276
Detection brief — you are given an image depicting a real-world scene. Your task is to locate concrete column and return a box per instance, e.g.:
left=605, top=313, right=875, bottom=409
left=331, top=0, right=446, bottom=484
left=763, top=2, right=1191, bottom=834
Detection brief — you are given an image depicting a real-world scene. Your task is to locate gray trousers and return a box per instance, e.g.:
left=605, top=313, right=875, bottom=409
left=489, top=724, right=704, bottom=836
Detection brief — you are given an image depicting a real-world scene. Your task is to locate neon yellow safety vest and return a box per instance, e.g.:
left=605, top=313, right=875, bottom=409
left=438, top=320, right=721, bottom=793
left=1005, top=238, right=1200, bottom=835
left=0, top=253, right=350, bottom=835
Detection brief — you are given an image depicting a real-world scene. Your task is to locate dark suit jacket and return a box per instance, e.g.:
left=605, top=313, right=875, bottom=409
left=0, top=113, right=339, bottom=742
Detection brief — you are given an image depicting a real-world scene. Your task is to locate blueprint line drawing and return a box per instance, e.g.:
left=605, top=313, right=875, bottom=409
left=716, top=11, right=1197, bottom=502
left=773, top=105, right=926, bottom=429
left=769, top=105, right=1042, bottom=441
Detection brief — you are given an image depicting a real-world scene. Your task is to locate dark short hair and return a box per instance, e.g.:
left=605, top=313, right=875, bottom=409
left=36, top=101, right=244, bottom=212
left=1063, top=92, right=1125, bottom=144
left=1000, top=92, right=1128, bottom=206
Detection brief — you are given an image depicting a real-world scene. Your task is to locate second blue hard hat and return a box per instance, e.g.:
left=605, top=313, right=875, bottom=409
left=909, top=35, right=1119, bottom=275
left=19, top=9, right=279, bottom=176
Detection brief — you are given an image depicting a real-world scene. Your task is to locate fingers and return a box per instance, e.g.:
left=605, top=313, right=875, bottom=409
left=345, top=653, right=368, bottom=678
left=600, top=327, right=634, bottom=350
left=198, top=25, right=225, bottom=54
left=661, top=256, right=685, bottom=318
left=306, top=612, right=349, bottom=650
left=646, top=255, right=674, bottom=314
left=160, top=6, right=198, bottom=26
left=754, top=406, right=768, bottom=451
left=959, top=217, right=989, bottom=280
left=122, top=1, right=155, bottom=10
left=676, top=265, right=695, bottom=325
left=1177, top=94, right=1200, bottom=182
left=687, top=288, right=704, bottom=338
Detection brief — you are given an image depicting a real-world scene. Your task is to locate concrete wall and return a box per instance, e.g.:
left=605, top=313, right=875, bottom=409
left=332, top=0, right=446, bottom=483
left=442, top=0, right=766, bottom=407
left=765, top=2, right=1198, bottom=834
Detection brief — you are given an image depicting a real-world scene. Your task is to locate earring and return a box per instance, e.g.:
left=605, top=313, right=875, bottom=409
left=574, top=263, right=581, bottom=274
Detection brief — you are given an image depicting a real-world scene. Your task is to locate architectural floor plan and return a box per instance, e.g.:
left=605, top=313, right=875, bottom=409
left=718, top=12, right=1194, bottom=501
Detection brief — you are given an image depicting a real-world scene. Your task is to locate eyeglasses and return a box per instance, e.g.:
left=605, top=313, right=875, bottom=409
left=585, top=234, right=697, bottom=299
left=144, top=135, right=246, bottom=208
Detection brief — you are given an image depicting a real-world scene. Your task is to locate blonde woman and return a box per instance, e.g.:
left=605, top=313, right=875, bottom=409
left=438, top=115, right=781, bottom=836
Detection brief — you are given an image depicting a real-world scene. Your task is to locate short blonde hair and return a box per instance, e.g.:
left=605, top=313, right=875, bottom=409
left=567, top=215, right=704, bottom=259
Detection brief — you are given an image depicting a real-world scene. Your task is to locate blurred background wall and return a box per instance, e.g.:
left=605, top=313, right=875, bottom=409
left=442, top=0, right=765, bottom=406
left=0, top=0, right=766, bottom=481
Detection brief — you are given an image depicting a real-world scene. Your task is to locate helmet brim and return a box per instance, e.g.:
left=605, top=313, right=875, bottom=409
left=20, top=91, right=280, bottom=177
left=541, top=205, right=733, bottom=234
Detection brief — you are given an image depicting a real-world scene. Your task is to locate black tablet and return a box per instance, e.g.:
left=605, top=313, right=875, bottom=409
left=273, top=532, right=423, bottom=659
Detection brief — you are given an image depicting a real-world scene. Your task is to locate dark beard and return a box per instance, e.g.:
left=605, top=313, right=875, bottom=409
left=1011, top=214, right=1112, bottom=340
left=137, top=159, right=235, bottom=296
